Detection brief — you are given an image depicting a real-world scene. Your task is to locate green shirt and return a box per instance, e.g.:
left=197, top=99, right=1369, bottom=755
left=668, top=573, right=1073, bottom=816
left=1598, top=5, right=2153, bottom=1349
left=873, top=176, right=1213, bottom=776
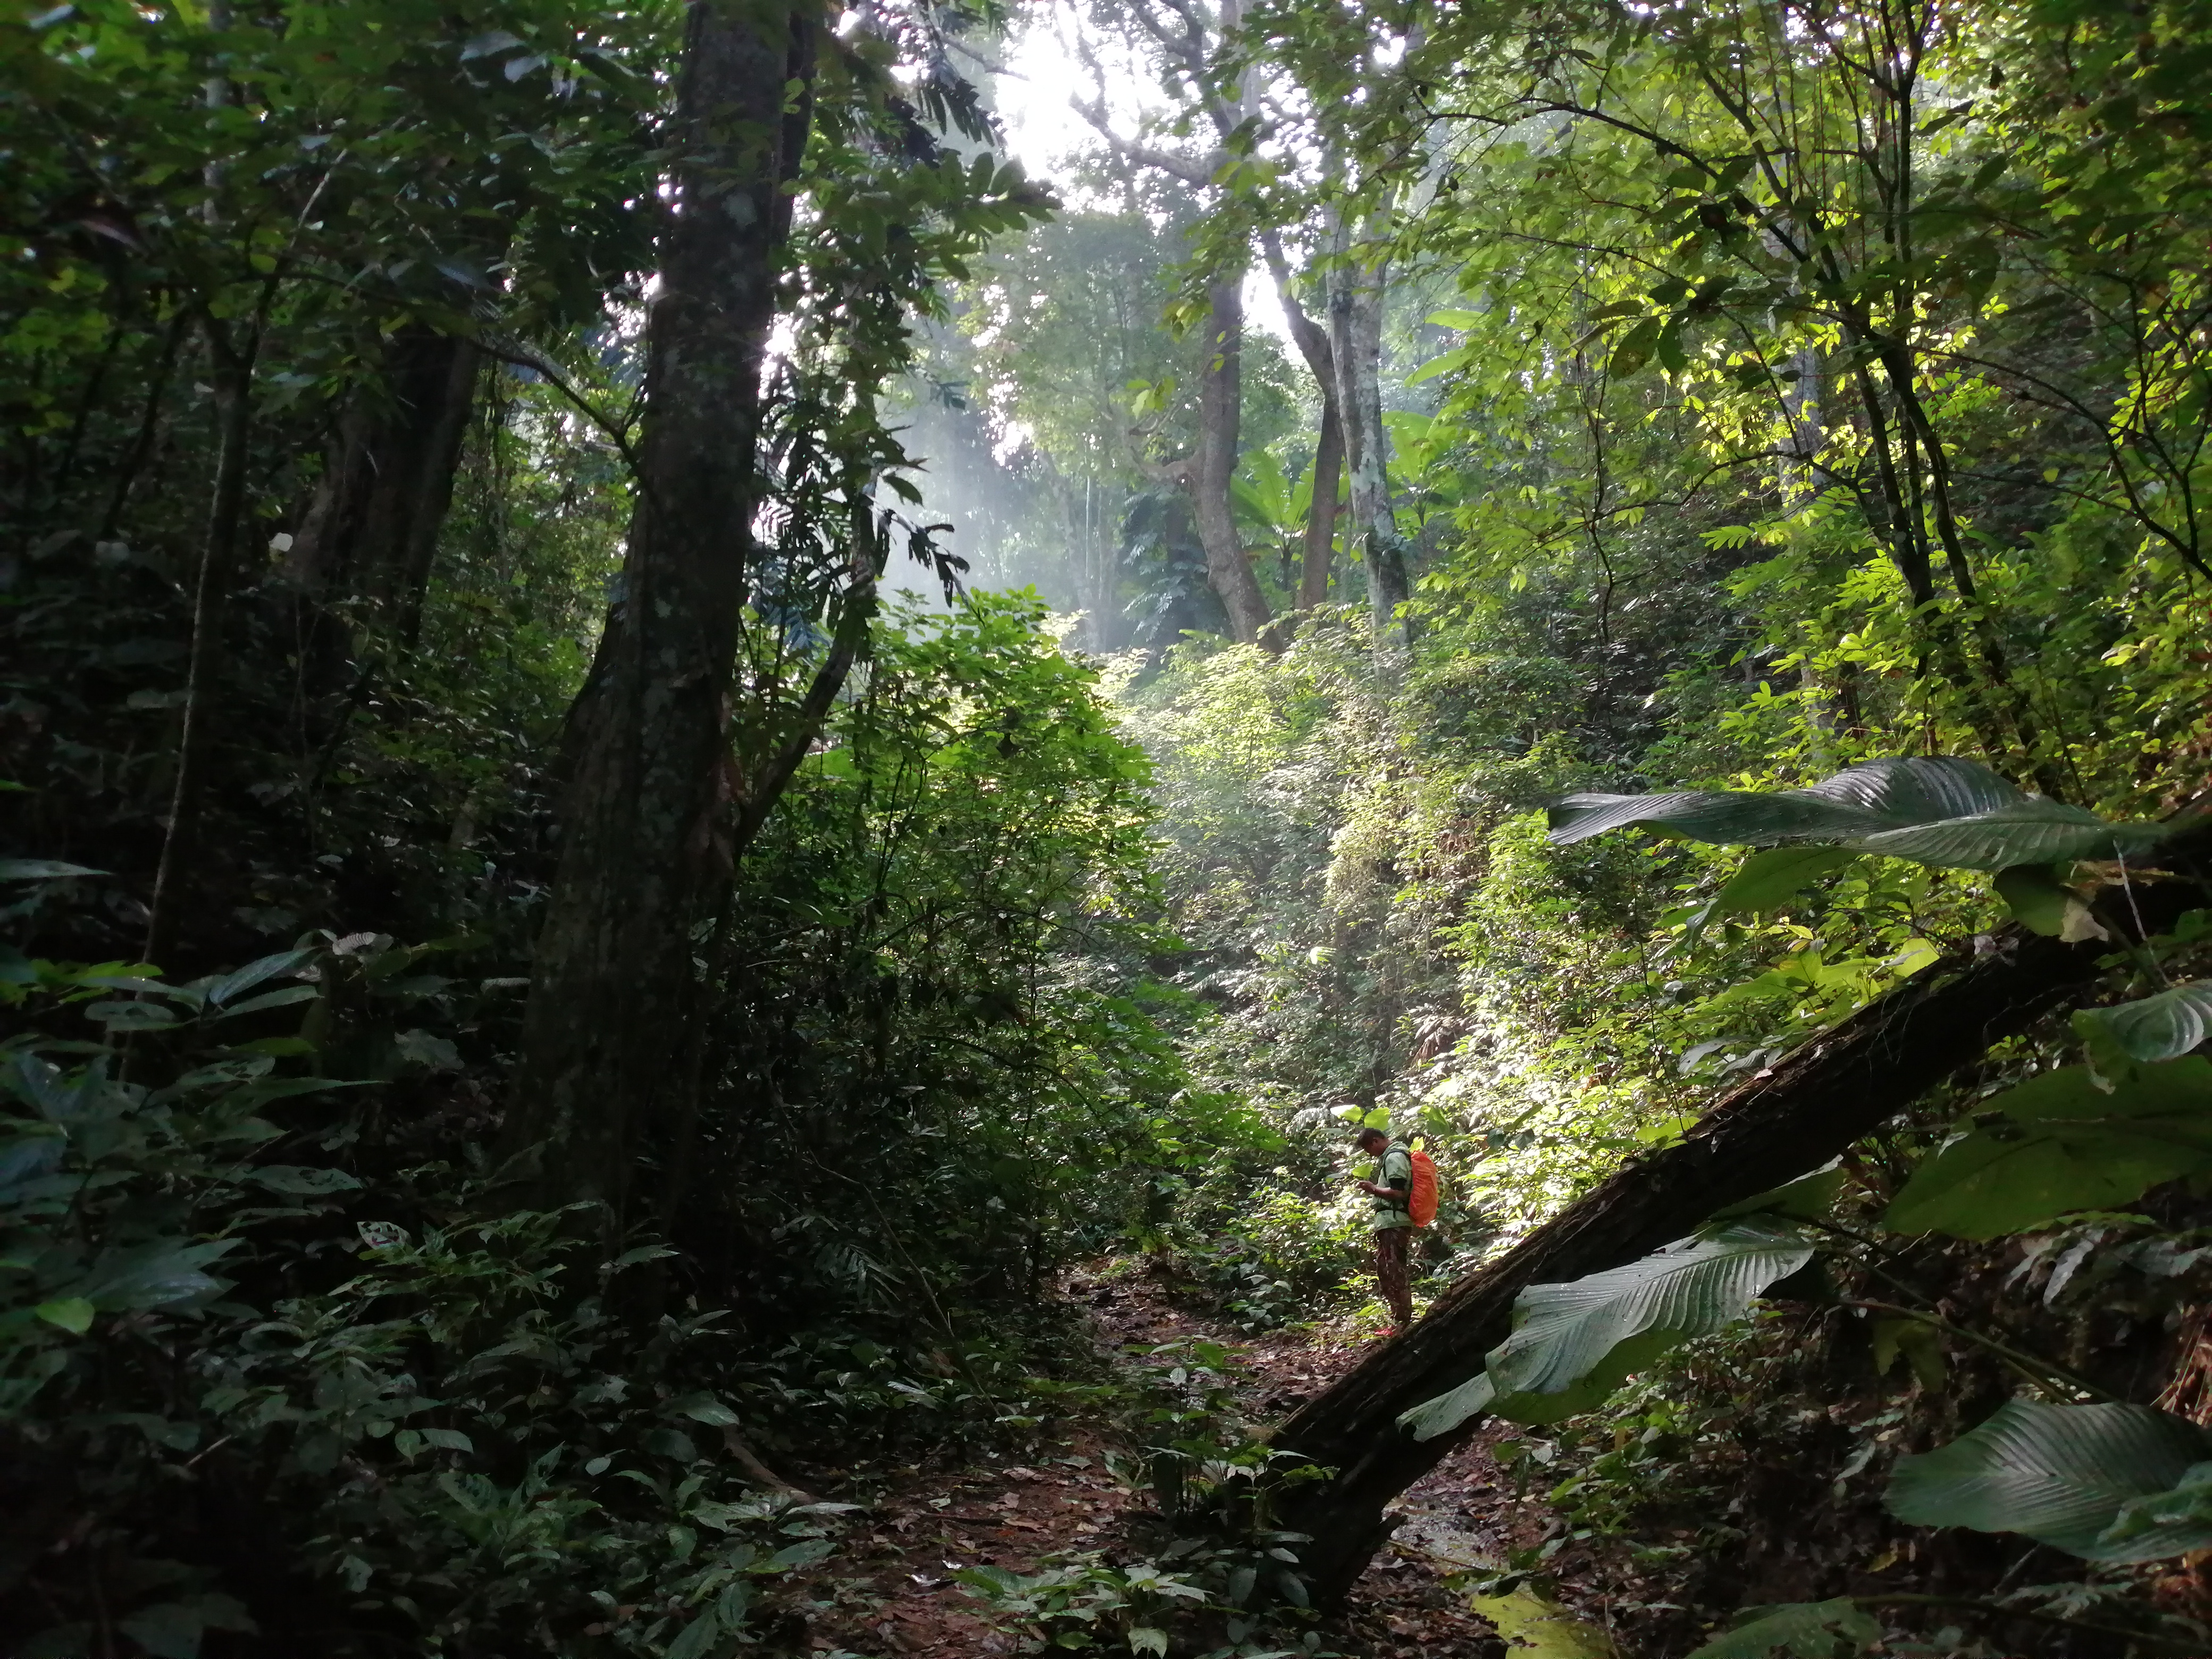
left=1369, top=1143, right=1413, bottom=1233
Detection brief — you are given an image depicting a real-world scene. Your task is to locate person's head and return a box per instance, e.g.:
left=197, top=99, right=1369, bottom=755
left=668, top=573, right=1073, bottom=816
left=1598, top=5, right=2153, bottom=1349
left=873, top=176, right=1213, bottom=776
left=1355, top=1126, right=1388, bottom=1155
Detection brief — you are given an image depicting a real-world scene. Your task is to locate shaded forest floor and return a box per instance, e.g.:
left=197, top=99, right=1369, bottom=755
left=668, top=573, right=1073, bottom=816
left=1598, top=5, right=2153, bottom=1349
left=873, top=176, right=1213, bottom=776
left=783, top=1264, right=1594, bottom=1658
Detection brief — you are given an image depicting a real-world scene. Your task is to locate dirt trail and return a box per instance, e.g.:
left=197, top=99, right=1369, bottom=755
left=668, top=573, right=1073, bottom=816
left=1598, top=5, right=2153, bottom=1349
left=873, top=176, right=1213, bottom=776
left=791, top=1265, right=1555, bottom=1658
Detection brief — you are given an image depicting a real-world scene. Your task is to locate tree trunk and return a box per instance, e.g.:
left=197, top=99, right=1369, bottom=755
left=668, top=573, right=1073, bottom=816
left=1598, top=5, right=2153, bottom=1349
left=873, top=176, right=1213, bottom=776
left=1271, top=840, right=2212, bottom=1605
left=1300, top=401, right=1342, bottom=610
left=143, top=314, right=256, bottom=971
left=1188, top=276, right=1273, bottom=647
left=1326, top=242, right=1410, bottom=640
left=505, top=0, right=818, bottom=1220
left=1257, top=231, right=1343, bottom=613
left=284, top=325, right=480, bottom=639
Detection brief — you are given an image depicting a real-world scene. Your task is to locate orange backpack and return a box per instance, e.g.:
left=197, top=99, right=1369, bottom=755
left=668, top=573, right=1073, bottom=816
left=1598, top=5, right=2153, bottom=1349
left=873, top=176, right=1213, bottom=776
left=1408, top=1147, right=1438, bottom=1228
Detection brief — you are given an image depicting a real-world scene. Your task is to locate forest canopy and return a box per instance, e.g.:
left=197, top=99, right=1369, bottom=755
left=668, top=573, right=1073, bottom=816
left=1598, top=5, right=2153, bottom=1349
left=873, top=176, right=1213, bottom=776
left=6, top=0, right=2212, bottom=1655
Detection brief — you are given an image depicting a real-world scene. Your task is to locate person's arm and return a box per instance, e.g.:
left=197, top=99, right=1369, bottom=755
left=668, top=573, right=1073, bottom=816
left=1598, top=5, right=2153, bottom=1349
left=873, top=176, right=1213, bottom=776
left=1352, top=1153, right=1411, bottom=1201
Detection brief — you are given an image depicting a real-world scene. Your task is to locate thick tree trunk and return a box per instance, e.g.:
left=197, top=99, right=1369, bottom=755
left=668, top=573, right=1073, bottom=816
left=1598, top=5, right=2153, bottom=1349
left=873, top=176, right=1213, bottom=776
left=505, top=0, right=817, bottom=1219
left=1271, top=843, right=2212, bottom=1605
left=284, top=325, right=479, bottom=639
left=1326, top=245, right=1410, bottom=639
left=1188, top=276, right=1273, bottom=647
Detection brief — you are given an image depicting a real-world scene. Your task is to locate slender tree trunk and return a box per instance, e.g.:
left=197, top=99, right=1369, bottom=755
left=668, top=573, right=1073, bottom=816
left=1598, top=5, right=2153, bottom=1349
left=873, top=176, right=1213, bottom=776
left=98, top=312, right=188, bottom=541
left=143, top=315, right=256, bottom=970
left=1271, top=831, right=2212, bottom=1604
left=1258, top=229, right=1342, bottom=611
left=1300, top=401, right=1342, bottom=610
left=505, top=0, right=818, bottom=1219
left=1188, top=276, right=1272, bottom=646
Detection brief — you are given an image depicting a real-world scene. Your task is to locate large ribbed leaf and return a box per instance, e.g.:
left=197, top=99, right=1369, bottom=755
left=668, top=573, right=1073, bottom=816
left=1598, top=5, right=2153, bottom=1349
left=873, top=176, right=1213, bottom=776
left=1683, top=1598, right=1881, bottom=1659
left=1887, top=1400, right=2212, bottom=1562
left=1400, top=1370, right=1495, bottom=1443
left=1546, top=786, right=1884, bottom=848
left=1548, top=757, right=2018, bottom=846
left=1396, top=1223, right=1814, bottom=1438
left=1488, top=1222, right=1816, bottom=1397
left=1884, top=1059, right=2212, bottom=1238
left=1852, top=802, right=2166, bottom=869
left=2075, top=982, right=2212, bottom=1066
left=1547, top=756, right=2167, bottom=872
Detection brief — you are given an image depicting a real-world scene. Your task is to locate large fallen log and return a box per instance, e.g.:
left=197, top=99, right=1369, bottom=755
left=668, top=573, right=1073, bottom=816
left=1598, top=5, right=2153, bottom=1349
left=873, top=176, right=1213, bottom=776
left=1272, top=841, right=2210, bottom=1605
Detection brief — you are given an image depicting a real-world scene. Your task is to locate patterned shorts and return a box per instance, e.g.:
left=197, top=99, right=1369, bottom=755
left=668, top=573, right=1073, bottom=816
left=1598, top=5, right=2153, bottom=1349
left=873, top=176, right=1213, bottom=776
left=1374, top=1226, right=1413, bottom=1325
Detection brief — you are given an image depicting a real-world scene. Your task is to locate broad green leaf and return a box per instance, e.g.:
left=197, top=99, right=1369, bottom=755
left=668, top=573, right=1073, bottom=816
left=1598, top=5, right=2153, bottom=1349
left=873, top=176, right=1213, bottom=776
left=1426, top=308, right=1484, bottom=329
left=1884, top=1059, right=2212, bottom=1238
left=68, top=1238, right=241, bottom=1310
left=1487, top=1327, right=1687, bottom=1426
left=1853, top=803, right=2165, bottom=870
left=0, top=859, right=106, bottom=881
left=1401, top=1369, right=1494, bottom=1442
left=672, top=1390, right=742, bottom=1426
left=83, top=1000, right=180, bottom=1029
left=1683, top=1598, right=1881, bottom=1658
left=211, top=985, right=320, bottom=1019
left=1395, top=1224, right=1821, bottom=1432
left=1887, top=1400, right=2212, bottom=1562
left=2100, top=1460, right=2212, bottom=1555
left=1708, top=1166, right=1845, bottom=1223
left=246, top=1165, right=362, bottom=1195
left=1870, top=1317, right=1948, bottom=1391
left=1548, top=757, right=2168, bottom=872
left=1993, top=864, right=2107, bottom=941
left=2074, top=982, right=2212, bottom=1066
left=1708, top=847, right=1863, bottom=918
left=663, top=1607, right=722, bottom=1659
left=1407, top=346, right=1474, bottom=386
left=203, top=948, right=315, bottom=1008
left=35, top=1296, right=95, bottom=1334
left=1487, top=1222, right=1815, bottom=1399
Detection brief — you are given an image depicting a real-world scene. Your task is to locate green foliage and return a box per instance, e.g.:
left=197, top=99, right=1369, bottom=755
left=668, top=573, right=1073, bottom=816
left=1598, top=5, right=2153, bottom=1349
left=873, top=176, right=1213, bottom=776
left=1683, top=1598, right=1881, bottom=1659
left=1886, top=1400, right=2212, bottom=1564
left=954, top=1557, right=1211, bottom=1656
left=1402, top=1223, right=1816, bottom=1437
left=1884, top=1059, right=2212, bottom=1239
left=2075, top=982, right=2212, bottom=1068
left=1548, top=757, right=2169, bottom=872
left=0, top=945, right=839, bottom=1652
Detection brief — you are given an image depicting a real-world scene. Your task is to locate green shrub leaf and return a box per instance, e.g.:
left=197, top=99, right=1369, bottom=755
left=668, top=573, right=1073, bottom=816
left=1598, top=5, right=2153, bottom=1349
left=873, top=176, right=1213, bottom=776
left=1993, top=864, right=2107, bottom=941
left=1707, top=847, right=1864, bottom=920
left=1682, top=1597, right=1881, bottom=1658
left=1884, top=1059, right=2212, bottom=1238
left=35, top=1296, right=96, bottom=1334
left=1886, top=1399, right=2212, bottom=1562
left=2074, top=982, right=2212, bottom=1066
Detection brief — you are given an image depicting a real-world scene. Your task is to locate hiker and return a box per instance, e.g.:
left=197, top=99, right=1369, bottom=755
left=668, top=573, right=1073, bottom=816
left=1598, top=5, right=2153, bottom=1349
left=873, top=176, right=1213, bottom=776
left=1350, top=1125, right=1414, bottom=1333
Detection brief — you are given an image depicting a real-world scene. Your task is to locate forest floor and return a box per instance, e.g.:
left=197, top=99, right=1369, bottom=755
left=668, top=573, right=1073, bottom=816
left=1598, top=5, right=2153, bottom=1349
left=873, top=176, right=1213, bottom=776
left=787, top=1263, right=1621, bottom=1658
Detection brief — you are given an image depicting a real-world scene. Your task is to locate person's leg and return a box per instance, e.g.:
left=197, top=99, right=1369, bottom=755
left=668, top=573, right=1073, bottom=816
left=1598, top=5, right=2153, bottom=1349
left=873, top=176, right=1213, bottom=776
left=1375, top=1226, right=1412, bottom=1330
